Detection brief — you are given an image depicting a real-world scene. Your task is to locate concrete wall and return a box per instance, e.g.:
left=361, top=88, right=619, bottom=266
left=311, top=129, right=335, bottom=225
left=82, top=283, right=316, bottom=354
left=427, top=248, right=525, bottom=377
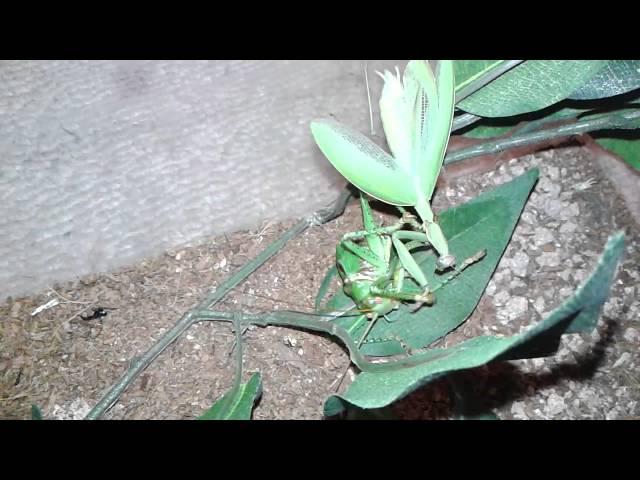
left=1, top=60, right=401, bottom=300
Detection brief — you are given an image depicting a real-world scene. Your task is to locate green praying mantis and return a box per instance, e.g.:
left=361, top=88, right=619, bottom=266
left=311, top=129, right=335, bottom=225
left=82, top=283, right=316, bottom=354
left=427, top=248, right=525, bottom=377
left=311, top=60, right=486, bottom=348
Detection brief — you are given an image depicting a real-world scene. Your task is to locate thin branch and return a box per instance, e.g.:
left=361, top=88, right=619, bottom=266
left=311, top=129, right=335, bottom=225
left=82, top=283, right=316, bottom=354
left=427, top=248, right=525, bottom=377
left=444, top=108, right=640, bottom=165
left=84, top=188, right=352, bottom=420
left=190, top=309, right=453, bottom=374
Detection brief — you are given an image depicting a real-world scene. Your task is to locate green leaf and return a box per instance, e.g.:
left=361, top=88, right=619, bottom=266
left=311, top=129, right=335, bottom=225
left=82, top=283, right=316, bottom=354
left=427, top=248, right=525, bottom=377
left=198, top=373, right=262, bottom=420
left=324, top=232, right=625, bottom=416
left=31, top=404, right=43, bottom=420
left=327, top=168, right=539, bottom=357
left=568, top=61, right=640, bottom=100
left=453, top=60, right=504, bottom=92
left=457, top=61, right=608, bottom=118
left=595, top=135, right=640, bottom=171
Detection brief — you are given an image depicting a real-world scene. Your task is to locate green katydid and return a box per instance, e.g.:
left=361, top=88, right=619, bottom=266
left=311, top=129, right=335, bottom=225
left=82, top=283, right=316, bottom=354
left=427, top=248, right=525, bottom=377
left=311, top=60, right=480, bottom=309
left=316, top=191, right=485, bottom=353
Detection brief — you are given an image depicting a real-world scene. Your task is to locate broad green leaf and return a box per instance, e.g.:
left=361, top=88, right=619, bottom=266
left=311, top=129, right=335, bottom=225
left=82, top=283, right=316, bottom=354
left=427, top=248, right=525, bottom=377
left=595, top=136, right=640, bottom=171
left=324, top=232, right=625, bottom=416
left=453, top=60, right=503, bottom=92
left=198, top=373, right=262, bottom=420
left=310, top=119, right=417, bottom=206
left=31, top=404, right=43, bottom=420
left=457, top=61, right=608, bottom=118
left=568, top=60, right=640, bottom=100
left=325, top=168, right=539, bottom=357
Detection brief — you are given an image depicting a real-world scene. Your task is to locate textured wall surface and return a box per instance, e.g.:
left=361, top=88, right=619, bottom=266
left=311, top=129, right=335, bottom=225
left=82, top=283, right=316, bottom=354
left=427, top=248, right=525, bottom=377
left=1, top=60, right=401, bottom=300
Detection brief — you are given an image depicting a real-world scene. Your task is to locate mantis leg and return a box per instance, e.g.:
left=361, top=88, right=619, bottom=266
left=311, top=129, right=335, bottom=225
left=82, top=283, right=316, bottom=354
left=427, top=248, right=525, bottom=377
left=390, top=230, right=432, bottom=289
left=371, top=249, right=435, bottom=305
left=344, top=195, right=421, bottom=243
left=415, top=200, right=455, bottom=271
left=342, top=224, right=404, bottom=242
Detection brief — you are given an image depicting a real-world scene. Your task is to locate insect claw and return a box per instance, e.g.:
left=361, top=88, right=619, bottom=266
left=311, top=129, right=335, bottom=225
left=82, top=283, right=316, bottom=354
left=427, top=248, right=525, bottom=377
left=410, top=290, right=435, bottom=312
left=436, top=254, right=456, bottom=271
left=408, top=302, right=423, bottom=313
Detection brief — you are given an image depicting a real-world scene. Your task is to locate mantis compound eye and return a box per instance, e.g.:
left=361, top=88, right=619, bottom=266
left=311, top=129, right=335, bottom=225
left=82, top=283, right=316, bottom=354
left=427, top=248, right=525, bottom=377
left=435, top=254, right=456, bottom=271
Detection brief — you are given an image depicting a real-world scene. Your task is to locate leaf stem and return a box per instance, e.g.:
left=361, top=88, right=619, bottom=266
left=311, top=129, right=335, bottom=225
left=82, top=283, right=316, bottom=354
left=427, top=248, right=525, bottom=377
left=191, top=309, right=453, bottom=374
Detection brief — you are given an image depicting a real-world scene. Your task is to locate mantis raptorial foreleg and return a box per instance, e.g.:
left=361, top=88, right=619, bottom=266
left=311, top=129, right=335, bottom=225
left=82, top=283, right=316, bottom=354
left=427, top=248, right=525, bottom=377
left=414, top=199, right=455, bottom=271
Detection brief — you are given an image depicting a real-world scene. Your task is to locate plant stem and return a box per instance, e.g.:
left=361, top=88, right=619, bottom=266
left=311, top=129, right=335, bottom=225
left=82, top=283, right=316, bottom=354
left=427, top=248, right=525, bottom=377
left=444, top=108, right=640, bottom=165
left=217, top=312, right=244, bottom=417
left=200, top=188, right=352, bottom=310
left=190, top=309, right=453, bottom=374
left=84, top=188, right=352, bottom=420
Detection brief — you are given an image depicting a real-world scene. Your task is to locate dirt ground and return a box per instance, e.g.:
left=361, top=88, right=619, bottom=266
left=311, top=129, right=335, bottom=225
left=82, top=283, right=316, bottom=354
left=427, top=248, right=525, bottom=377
left=1, top=145, right=639, bottom=420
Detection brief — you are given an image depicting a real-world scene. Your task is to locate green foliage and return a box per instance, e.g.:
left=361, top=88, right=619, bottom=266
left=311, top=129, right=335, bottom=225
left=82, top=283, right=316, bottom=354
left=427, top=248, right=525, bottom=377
left=324, top=232, right=624, bottom=416
left=456, top=61, right=640, bottom=170
left=568, top=61, right=640, bottom=100
left=453, top=61, right=503, bottom=91
left=456, top=61, right=608, bottom=117
left=198, top=373, right=262, bottom=420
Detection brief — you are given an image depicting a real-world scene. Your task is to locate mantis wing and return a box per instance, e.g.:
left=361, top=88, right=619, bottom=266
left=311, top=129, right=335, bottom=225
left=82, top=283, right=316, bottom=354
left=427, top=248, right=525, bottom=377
left=310, top=119, right=417, bottom=206
left=377, top=67, right=413, bottom=172
left=404, top=60, right=455, bottom=202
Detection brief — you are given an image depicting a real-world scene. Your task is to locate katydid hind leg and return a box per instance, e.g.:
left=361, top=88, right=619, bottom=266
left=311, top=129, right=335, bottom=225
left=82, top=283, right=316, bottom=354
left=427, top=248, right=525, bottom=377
left=315, top=264, right=338, bottom=311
